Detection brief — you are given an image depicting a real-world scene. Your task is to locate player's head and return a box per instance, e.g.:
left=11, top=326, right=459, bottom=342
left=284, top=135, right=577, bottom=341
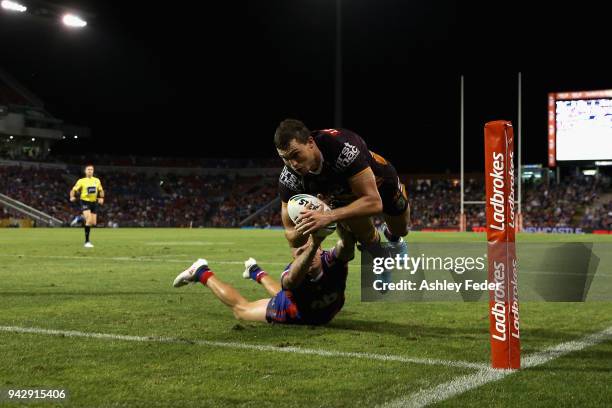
left=292, top=240, right=323, bottom=275
left=275, top=119, right=319, bottom=175
left=84, top=164, right=94, bottom=177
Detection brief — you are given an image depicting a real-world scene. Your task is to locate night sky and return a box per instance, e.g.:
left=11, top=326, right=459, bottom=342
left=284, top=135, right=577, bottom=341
left=1, top=1, right=610, bottom=172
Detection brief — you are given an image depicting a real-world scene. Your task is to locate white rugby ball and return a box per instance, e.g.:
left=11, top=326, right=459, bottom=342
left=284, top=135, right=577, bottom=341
left=287, top=194, right=337, bottom=237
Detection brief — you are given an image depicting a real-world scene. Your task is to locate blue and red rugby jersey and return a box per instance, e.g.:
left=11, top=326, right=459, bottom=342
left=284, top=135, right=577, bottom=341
left=266, top=248, right=349, bottom=325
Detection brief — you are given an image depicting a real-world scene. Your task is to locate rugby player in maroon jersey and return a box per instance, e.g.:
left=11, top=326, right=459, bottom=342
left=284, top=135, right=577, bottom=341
left=275, top=119, right=409, bottom=260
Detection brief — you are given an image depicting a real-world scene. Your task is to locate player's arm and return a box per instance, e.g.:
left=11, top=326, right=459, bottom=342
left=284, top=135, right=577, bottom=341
left=70, top=180, right=81, bottom=202
left=296, top=167, right=382, bottom=235
left=330, top=167, right=382, bottom=221
left=97, top=181, right=105, bottom=205
left=281, top=200, right=308, bottom=248
left=283, top=234, right=326, bottom=289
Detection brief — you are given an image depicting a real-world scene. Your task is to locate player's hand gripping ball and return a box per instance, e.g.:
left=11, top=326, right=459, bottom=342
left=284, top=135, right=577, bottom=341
left=288, top=194, right=337, bottom=238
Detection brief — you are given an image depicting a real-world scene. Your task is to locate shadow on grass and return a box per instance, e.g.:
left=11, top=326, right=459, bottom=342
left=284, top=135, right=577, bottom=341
left=329, top=317, right=486, bottom=340
left=329, top=318, right=593, bottom=344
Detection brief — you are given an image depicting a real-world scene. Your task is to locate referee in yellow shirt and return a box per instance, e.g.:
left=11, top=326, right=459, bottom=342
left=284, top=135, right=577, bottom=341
left=69, top=164, right=104, bottom=248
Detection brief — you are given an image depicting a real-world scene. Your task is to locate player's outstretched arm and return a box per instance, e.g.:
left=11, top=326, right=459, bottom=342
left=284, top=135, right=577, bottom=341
left=296, top=168, right=382, bottom=235
left=283, top=234, right=325, bottom=289
left=281, top=200, right=308, bottom=248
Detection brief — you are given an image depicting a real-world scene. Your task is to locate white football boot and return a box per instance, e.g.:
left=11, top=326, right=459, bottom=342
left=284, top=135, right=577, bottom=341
left=173, top=258, right=209, bottom=288
left=243, top=257, right=258, bottom=279
left=84, top=242, right=94, bottom=248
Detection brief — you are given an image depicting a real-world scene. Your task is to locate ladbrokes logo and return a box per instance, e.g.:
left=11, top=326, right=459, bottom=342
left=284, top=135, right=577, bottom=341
left=488, top=151, right=506, bottom=231
left=507, top=150, right=516, bottom=230
left=488, top=148, right=516, bottom=232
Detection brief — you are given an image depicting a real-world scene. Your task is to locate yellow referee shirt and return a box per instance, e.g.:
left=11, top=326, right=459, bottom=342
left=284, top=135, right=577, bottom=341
left=72, top=177, right=104, bottom=202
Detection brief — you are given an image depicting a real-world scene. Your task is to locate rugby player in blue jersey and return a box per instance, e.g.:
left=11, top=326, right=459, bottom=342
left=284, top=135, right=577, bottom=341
left=172, top=225, right=355, bottom=326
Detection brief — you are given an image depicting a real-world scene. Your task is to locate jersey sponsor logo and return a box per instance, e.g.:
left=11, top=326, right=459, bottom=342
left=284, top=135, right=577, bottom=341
left=335, top=142, right=360, bottom=169
left=87, top=186, right=97, bottom=194
left=279, top=166, right=303, bottom=191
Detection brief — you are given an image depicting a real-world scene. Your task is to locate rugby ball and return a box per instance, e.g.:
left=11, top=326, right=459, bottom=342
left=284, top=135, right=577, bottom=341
left=287, top=194, right=337, bottom=237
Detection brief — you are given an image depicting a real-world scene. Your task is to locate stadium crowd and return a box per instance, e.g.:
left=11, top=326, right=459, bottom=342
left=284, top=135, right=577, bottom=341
left=0, top=165, right=276, bottom=227
left=0, top=163, right=610, bottom=230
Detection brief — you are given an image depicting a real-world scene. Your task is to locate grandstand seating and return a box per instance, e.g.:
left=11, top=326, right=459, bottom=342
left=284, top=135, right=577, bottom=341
left=0, top=163, right=610, bottom=230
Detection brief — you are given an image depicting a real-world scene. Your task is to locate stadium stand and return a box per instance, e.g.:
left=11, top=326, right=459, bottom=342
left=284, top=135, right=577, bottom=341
left=0, top=162, right=610, bottom=230
left=0, top=163, right=278, bottom=227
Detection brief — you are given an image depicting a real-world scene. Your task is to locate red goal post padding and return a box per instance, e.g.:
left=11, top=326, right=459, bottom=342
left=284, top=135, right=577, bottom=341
left=484, top=120, right=521, bottom=369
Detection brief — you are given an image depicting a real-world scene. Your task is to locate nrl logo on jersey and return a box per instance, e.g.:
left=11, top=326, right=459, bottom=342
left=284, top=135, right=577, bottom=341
left=335, top=142, right=360, bottom=169
left=279, top=166, right=303, bottom=191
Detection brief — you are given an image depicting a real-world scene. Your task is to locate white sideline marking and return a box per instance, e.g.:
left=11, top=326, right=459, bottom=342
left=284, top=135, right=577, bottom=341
left=0, top=253, right=289, bottom=266
left=379, top=325, right=612, bottom=408
left=145, top=241, right=235, bottom=246
left=0, top=325, right=486, bottom=370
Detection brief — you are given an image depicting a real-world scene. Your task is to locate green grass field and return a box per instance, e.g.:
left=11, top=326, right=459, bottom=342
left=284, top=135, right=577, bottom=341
left=1, top=229, right=611, bottom=407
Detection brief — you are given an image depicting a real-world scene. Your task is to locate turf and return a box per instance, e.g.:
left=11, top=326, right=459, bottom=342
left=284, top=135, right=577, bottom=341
left=0, top=229, right=611, bottom=407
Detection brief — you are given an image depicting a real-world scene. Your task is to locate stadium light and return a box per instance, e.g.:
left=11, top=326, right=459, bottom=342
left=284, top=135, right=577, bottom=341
left=31, top=137, right=35, bottom=141
left=1, top=0, right=27, bottom=12
left=74, top=134, right=78, bottom=139
left=9, top=135, right=14, bottom=139
left=62, top=13, right=87, bottom=28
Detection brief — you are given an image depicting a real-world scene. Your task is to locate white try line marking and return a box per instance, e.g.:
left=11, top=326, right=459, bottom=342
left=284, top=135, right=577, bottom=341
left=0, top=325, right=486, bottom=370
left=379, top=324, right=612, bottom=408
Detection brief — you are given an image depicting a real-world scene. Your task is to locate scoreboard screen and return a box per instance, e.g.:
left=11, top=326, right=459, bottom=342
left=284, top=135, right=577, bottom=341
left=548, top=90, right=612, bottom=166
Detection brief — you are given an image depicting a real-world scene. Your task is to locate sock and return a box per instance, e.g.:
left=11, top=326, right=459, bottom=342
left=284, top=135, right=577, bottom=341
left=194, top=265, right=214, bottom=286
left=247, top=264, right=268, bottom=283
left=383, top=224, right=401, bottom=243
left=85, top=226, right=91, bottom=242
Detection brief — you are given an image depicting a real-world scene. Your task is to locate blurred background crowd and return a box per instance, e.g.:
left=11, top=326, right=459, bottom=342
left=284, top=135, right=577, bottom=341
left=1, top=163, right=610, bottom=230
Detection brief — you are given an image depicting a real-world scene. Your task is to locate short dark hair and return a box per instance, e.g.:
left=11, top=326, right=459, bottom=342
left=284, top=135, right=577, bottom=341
left=84, top=164, right=94, bottom=169
left=274, top=119, right=310, bottom=150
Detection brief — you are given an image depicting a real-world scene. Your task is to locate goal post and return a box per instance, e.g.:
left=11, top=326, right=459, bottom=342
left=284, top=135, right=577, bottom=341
left=459, top=74, right=524, bottom=233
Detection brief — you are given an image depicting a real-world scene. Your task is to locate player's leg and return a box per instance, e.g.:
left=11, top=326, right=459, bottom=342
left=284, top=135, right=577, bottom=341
left=224, top=297, right=269, bottom=322
left=380, top=180, right=410, bottom=241
left=379, top=180, right=409, bottom=260
left=243, top=257, right=281, bottom=296
left=341, top=216, right=383, bottom=254
left=259, top=275, right=282, bottom=297
left=173, top=259, right=269, bottom=322
left=81, top=208, right=93, bottom=246
left=341, top=212, right=394, bottom=293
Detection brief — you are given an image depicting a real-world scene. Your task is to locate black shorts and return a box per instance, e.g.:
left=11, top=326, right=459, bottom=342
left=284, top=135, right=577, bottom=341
left=80, top=200, right=98, bottom=214
left=379, top=176, right=409, bottom=216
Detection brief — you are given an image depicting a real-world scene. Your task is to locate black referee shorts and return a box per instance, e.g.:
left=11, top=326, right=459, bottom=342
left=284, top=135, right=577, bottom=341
left=80, top=200, right=98, bottom=214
